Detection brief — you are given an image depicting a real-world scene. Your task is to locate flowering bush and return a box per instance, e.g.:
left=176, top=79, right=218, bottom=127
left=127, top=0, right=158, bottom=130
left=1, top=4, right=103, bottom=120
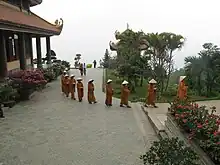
left=9, top=69, right=47, bottom=100
left=43, top=64, right=63, bottom=82
left=169, top=99, right=220, bottom=164
left=9, top=69, right=47, bottom=88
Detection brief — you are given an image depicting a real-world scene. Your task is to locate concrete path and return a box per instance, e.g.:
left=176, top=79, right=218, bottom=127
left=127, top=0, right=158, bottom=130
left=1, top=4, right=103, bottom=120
left=0, top=68, right=157, bottom=165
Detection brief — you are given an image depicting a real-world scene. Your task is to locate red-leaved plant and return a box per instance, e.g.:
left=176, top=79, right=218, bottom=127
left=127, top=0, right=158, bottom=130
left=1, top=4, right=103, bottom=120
left=169, top=99, right=220, bottom=164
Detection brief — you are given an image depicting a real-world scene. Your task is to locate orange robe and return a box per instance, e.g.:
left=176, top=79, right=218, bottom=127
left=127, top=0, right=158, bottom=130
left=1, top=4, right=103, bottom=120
left=178, top=81, right=187, bottom=100
left=63, top=77, right=70, bottom=96
left=147, top=84, right=156, bottom=105
left=69, top=78, right=76, bottom=99
left=120, top=85, right=130, bottom=105
left=61, top=75, right=65, bottom=93
left=88, top=83, right=96, bottom=102
left=77, top=81, right=84, bottom=101
left=105, top=84, right=113, bottom=105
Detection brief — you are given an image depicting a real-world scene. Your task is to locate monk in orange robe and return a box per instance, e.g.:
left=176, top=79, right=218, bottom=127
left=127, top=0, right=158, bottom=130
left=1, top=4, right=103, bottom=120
left=145, top=79, right=158, bottom=108
left=61, top=71, right=66, bottom=94
left=177, top=76, right=188, bottom=100
left=105, top=79, right=114, bottom=106
left=77, top=77, right=84, bottom=102
left=63, top=74, right=70, bottom=97
left=69, top=75, right=76, bottom=100
left=120, top=80, right=131, bottom=108
left=88, top=79, right=97, bottom=104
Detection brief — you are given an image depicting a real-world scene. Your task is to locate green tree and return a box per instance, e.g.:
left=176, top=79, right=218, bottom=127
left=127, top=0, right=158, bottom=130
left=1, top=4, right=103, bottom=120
left=102, top=49, right=110, bottom=68
left=184, top=43, right=220, bottom=96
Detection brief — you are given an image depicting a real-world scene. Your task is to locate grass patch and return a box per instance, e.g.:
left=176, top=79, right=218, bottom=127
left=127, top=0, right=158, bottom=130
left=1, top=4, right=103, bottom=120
left=105, top=69, right=220, bottom=103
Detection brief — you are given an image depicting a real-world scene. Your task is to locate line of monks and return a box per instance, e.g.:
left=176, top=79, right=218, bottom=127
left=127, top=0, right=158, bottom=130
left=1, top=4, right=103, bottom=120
left=61, top=71, right=97, bottom=104
left=61, top=69, right=188, bottom=107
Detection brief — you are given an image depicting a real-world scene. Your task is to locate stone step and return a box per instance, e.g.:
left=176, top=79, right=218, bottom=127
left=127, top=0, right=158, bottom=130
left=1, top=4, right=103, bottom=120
left=141, top=105, right=167, bottom=137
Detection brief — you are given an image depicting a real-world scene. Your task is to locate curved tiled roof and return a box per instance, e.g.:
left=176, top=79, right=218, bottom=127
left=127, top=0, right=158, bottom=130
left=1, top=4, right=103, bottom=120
left=0, top=2, right=63, bottom=35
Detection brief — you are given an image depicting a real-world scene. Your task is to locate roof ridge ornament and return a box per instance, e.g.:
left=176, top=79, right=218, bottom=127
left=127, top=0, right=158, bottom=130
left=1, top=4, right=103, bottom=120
left=54, top=18, right=63, bottom=29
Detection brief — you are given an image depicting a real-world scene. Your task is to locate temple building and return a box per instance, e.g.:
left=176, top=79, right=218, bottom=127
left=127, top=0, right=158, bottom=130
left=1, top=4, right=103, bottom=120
left=0, top=0, right=63, bottom=78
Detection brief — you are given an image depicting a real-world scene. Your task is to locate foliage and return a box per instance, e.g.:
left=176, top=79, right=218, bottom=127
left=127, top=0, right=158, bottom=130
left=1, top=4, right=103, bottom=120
left=185, top=43, right=220, bottom=97
left=102, top=49, right=110, bottom=68
left=0, top=80, right=17, bottom=105
left=61, top=60, right=70, bottom=69
left=86, top=64, right=92, bottom=68
left=43, top=63, right=63, bottom=82
left=169, top=99, right=220, bottom=164
left=109, top=28, right=184, bottom=95
left=43, top=50, right=57, bottom=63
left=140, top=137, right=199, bottom=165
left=9, top=69, right=47, bottom=100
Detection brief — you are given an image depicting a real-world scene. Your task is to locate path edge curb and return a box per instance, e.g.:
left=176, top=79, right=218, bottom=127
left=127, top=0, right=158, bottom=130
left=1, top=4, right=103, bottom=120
left=140, top=105, right=168, bottom=139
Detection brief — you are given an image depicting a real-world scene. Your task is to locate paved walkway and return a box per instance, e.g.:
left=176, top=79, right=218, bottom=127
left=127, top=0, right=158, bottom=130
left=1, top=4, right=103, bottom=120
left=0, top=68, right=157, bottom=165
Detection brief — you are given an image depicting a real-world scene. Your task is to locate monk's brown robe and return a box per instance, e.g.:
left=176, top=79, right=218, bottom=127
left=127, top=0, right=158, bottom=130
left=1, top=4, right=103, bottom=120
left=69, top=78, right=76, bottom=99
left=77, top=81, right=84, bottom=101
left=177, top=81, right=187, bottom=100
left=120, top=85, right=130, bottom=106
left=105, top=84, right=113, bottom=105
left=61, top=75, right=65, bottom=93
left=88, top=82, right=96, bottom=103
left=79, top=64, right=83, bottom=76
left=63, top=77, right=70, bottom=97
left=147, top=84, right=156, bottom=106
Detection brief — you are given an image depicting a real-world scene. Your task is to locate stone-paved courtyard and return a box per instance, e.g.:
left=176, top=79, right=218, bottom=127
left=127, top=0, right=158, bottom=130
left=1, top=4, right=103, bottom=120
left=0, top=68, right=157, bottom=165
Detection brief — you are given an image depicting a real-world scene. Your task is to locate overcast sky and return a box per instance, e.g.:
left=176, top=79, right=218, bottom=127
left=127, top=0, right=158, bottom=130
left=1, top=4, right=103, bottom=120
left=31, top=0, right=220, bottom=68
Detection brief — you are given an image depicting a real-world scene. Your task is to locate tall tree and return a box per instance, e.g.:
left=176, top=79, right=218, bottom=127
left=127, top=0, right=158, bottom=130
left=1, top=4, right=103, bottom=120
left=103, top=49, right=110, bottom=68
left=161, top=33, right=185, bottom=91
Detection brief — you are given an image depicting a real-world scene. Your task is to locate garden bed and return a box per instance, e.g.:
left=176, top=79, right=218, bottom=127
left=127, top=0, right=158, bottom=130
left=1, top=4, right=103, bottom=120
left=165, top=114, right=215, bottom=165
left=165, top=100, right=220, bottom=165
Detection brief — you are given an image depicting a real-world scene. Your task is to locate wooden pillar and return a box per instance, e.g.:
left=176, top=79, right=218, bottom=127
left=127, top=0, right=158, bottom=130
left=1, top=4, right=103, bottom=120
left=18, top=32, right=26, bottom=70
left=36, top=36, right=42, bottom=68
left=46, top=36, right=51, bottom=64
left=29, top=35, right=33, bottom=67
left=0, top=30, right=7, bottom=78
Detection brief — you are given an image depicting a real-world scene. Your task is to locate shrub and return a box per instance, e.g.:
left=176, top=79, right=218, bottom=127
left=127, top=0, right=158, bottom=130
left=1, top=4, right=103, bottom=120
left=169, top=99, right=220, bottom=164
left=140, top=137, right=199, bottom=165
left=9, top=69, right=47, bottom=100
left=86, top=64, right=92, bottom=68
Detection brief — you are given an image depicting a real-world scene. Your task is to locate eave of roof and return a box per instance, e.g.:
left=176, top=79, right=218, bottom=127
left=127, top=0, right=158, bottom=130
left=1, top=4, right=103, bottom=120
left=0, top=1, right=63, bottom=35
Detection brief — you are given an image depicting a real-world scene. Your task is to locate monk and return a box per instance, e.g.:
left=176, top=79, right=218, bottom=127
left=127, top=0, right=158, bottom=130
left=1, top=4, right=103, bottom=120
left=145, top=79, right=158, bottom=108
left=69, top=75, right=76, bottom=100
left=105, top=79, right=113, bottom=106
left=79, top=63, right=83, bottom=76
left=120, top=80, right=131, bottom=108
left=63, top=74, right=70, bottom=97
left=61, top=71, right=66, bottom=94
left=77, top=77, right=84, bottom=102
left=88, top=79, right=97, bottom=104
left=177, top=76, right=188, bottom=100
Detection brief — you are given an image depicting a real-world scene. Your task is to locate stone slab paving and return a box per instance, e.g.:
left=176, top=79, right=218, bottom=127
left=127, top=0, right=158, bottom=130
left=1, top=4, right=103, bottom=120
left=0, top=68, right=157, bottom=165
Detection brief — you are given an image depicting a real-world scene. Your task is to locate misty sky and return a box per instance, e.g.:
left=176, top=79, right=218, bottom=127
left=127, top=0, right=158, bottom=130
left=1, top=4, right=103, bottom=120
left=31, top=0, right=220, bottom=68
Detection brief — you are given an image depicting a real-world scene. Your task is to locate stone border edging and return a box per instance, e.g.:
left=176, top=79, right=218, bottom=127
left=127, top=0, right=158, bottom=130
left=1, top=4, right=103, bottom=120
left=141, top=105, right=167, bottom=139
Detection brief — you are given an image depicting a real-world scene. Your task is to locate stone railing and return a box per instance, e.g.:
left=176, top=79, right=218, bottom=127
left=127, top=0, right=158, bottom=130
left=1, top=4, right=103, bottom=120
left=165, top=114, right=215, bottom=165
